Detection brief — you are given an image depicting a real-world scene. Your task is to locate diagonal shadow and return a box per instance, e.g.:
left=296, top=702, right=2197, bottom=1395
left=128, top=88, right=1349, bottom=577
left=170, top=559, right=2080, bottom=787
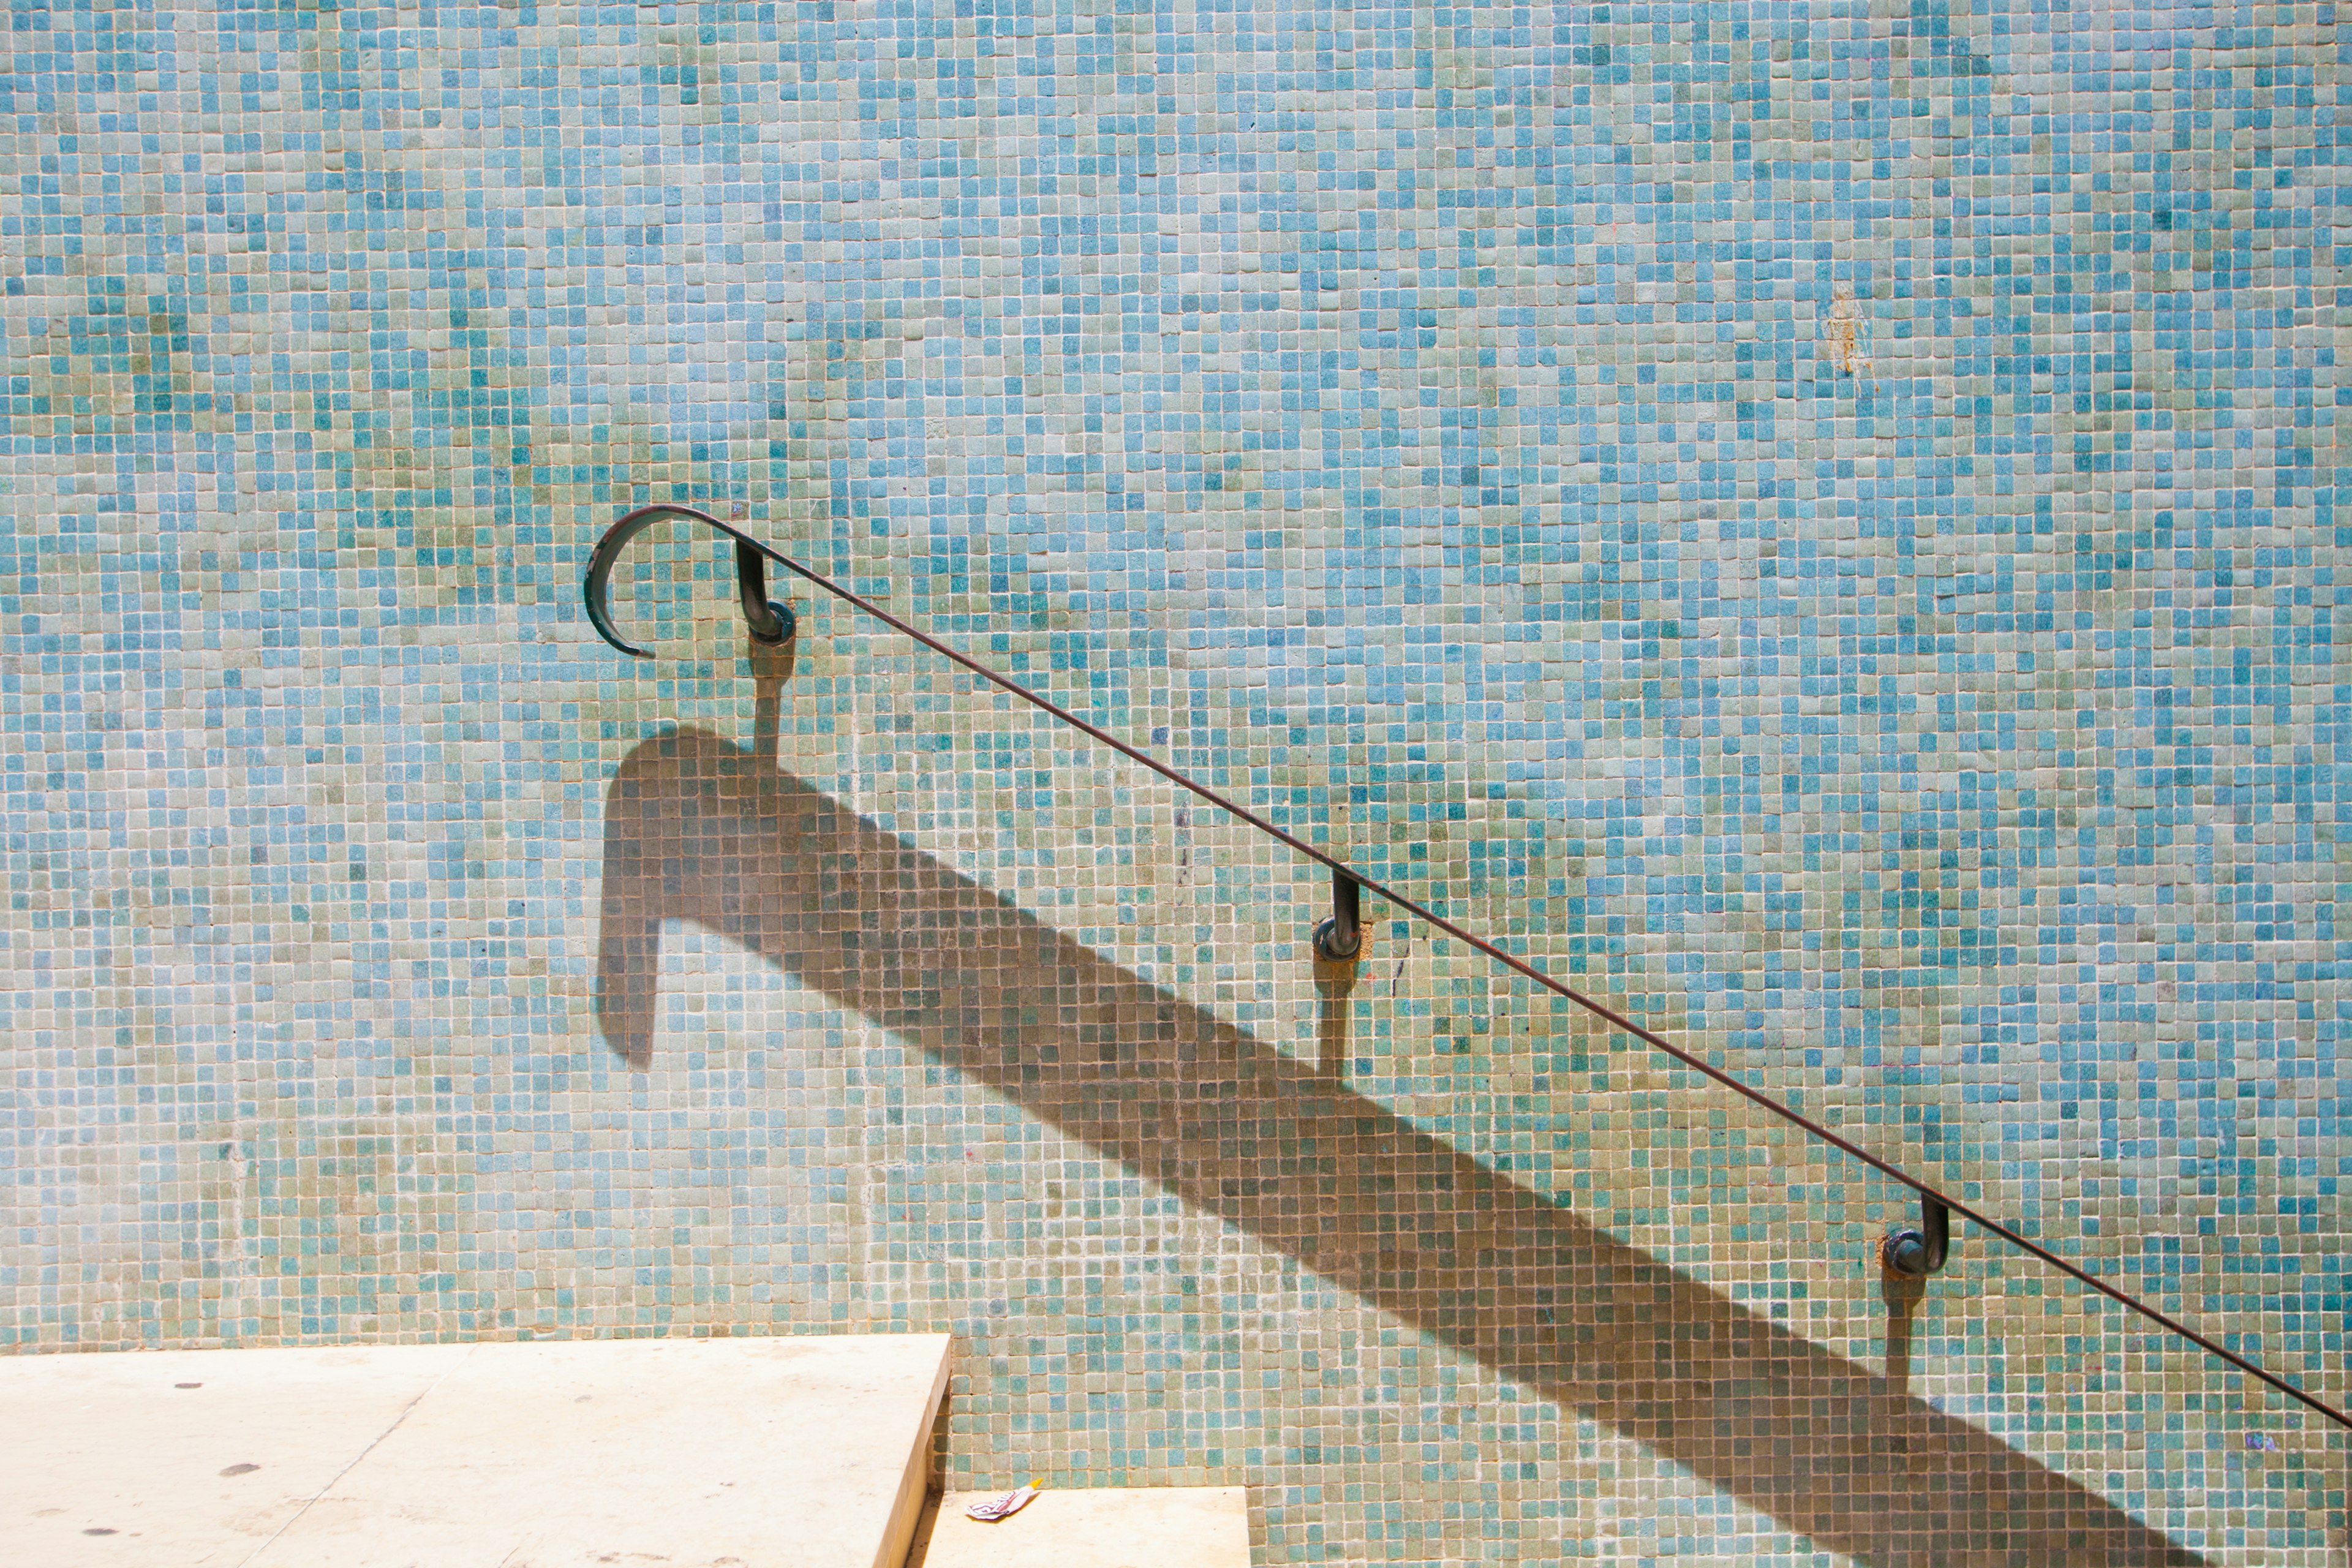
left=595, top=726, right=2203, bottom=1568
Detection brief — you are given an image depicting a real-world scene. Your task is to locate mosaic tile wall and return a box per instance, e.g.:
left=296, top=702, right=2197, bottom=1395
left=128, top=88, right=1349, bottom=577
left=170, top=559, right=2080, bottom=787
left=4, top=0, right=2348, bottom=1561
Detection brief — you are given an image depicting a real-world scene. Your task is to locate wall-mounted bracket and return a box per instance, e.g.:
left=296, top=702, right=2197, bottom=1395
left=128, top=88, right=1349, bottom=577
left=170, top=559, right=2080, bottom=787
left=1882, top=1195, right=1952, bottom=1278
left=584, top=502, right=796, bottom=658
left=732, top=540, right=794, bottom=646
left=1313, top=870, right=1362, bottom=961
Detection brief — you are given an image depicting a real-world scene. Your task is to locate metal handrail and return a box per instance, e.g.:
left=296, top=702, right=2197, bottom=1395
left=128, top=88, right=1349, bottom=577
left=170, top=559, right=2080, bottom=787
left=584, top=502, right=2352, bottom=1438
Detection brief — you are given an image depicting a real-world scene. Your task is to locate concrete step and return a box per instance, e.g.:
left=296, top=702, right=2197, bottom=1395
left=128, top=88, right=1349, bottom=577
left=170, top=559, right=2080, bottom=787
left=910, top=1486, right=1252, bottom=1568
left=2, top=1333, right=952, bottom=1568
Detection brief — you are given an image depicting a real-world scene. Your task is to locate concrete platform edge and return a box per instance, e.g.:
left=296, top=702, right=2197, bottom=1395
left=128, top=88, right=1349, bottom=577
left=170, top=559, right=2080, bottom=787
left=878, top=1337, right=955, bottom=1568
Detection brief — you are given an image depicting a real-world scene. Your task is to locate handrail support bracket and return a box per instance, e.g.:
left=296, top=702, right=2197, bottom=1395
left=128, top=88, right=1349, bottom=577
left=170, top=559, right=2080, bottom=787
left=735, top=540, right=794, bottom=646
left=1883, top=1195, right=1952, bottom=1280
left=1313, top=870, right=1362, bottom=962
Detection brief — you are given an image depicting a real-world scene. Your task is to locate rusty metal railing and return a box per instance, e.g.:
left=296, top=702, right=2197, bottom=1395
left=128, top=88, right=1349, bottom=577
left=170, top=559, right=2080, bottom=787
left=584, top=501, right=2352, bottom=1438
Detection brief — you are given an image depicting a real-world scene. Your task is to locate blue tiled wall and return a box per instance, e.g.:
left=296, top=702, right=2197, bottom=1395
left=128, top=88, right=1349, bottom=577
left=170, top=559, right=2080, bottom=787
left=4, top=0, right=2346, bottom=1560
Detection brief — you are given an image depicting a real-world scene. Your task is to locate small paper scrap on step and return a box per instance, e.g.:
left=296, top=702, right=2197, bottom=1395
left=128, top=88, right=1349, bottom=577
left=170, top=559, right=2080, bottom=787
left=966, top=1479, right=1042, bottom=1522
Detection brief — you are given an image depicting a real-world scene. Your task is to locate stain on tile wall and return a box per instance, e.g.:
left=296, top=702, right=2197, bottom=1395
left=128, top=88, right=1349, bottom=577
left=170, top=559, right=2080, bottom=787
left=2, top=1, right=2346, bottom=1563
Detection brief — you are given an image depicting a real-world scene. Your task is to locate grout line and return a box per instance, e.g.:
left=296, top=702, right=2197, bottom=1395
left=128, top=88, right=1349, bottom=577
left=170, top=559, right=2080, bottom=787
left=235, top=1346, right=475, bottom=1568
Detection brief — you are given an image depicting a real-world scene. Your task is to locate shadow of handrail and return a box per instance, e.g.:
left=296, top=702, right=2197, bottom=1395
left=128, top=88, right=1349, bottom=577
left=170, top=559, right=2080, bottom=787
left=594, top=725, right=2206, bottom=1567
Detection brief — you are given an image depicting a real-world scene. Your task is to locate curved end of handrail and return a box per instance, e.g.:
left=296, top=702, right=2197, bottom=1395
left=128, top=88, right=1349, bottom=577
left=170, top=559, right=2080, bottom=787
left=582, top=502, right=751, bottom=660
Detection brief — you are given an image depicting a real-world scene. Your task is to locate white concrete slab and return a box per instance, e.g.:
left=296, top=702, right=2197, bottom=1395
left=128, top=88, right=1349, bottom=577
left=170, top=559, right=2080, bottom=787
left=2, top=1334, right=952, bottom=1568
left=911, top=1487, right=1252, bottom=1568
left=2, top=1343, right=472, bottom=1567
